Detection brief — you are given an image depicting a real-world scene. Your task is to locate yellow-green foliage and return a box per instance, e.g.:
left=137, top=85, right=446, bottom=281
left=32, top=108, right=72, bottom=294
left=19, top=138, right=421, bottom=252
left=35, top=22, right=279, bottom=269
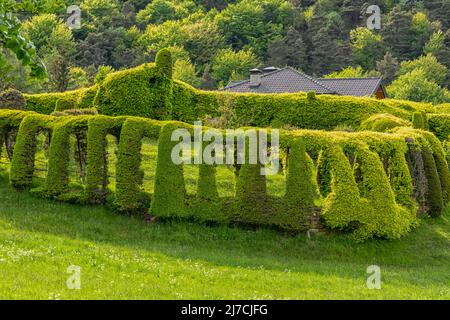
left=359, top=113, right=410, bottom=132
left=428, top=114, right=450, bottom=141
left=194, top=161, right=222, bottom=222
left=1, top=109, right=449, bottom=240
left=234, top=133, right=268, bottom=225
left=150, top=122, right=188, bottom=218
left=0, top=110, right=31, bottom=161
left=78, top=86, right=98, bottom=109
left=421, top=147, right=444, bottom=217
left=412, top=112, right=428, bottom=130
left=42, top=116, right=92, bottom=200
left=115, top=117, right=161, bottom=213
left=321, top=144, right=415, bottom=240
left=435, top=103, right=450, bottom=114
left=284, top=140, right=317, bottom=229
left=86, top=115, right=126, bottom=203
left=76, top=50, right=433, bottom=130
left=24, top=87, right=97, bottom=114
left=22, top=50, right=434, bottom=132
left=382, top=99, right=434, bottom=113
left=171, top=85, right=422, bottom=130
left=94, top=50, right=173, bottom=120
left=9, top=114, right=55, bottom=188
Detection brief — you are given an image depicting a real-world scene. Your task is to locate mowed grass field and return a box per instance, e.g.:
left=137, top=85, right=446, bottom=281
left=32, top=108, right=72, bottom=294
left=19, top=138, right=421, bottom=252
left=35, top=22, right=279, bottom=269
left=0, top=172, right=449, bottom=299
left=0, top=136, right=449, bottom=299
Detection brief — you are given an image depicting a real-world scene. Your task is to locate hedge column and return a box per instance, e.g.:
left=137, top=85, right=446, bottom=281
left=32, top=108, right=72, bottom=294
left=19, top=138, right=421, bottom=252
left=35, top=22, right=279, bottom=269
left=10, top=114, right=53, bottom=189
left=285, top=139, right=316, bottom=229
left=151, top=123, right=187, bottom=217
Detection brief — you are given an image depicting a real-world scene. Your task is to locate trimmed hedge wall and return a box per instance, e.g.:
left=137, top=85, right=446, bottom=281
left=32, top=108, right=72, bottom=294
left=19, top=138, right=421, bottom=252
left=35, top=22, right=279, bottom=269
left=86, top=115, right=126, bottom=203
left=14, top=50, right=423, bottom=131
left=435, top=103, right=450, bottom=114
left=359, top=113, right=410, bottom=132
left=24, top=86, right=97, bottom=115
left=1, top=109, right=449, bottom=241
left=9, top=114, right=55, bottom=188
left=170, top=85, right=425, bottom=130
left=22, top=49, right=436, bottom=134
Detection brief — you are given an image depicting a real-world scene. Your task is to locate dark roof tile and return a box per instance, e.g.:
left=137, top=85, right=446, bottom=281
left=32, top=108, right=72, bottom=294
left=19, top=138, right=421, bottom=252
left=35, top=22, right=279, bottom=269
left=224, top=67, right=335, bottom=94
left=317, top=78, right=384, bottom=96
left=224, top=67, right=385, bottom=97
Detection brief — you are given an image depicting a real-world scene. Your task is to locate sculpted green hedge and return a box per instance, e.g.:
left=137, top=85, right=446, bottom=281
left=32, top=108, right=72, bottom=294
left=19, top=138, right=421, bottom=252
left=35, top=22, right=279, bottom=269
left=22, top=50, right=435, bottom=131
left=170, top=83, right=430, bottom=130
left=94, top=49, right=173, bottom=119
left=428, top=114, right=450, bottom=141
left=359, top=113, right=410, bottom=132
left=435, top=103, right=450, bottom=114
left=24, top=86, right=97, bottom=115
left=1, top=109, right=449, bottom=241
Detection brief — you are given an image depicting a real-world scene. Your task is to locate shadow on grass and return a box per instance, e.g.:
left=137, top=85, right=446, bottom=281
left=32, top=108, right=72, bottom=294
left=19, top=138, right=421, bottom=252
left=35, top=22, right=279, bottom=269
left=0, top=174, right=449, bottom=284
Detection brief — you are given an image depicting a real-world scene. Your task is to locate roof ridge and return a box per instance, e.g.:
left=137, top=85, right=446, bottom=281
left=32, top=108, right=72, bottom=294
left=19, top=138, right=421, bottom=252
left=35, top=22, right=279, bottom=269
left=224, top=79, right=250, bottom=90
left=285, top=67, right=336, bottom=94
left=318, top=77, right=383, bottom=80
left=224, top=66, right=327, bottom=91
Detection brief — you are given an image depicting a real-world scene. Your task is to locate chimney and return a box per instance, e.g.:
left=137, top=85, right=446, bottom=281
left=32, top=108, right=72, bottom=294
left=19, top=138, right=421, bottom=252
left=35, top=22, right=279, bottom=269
left=249, top=68, right=263, bottom=87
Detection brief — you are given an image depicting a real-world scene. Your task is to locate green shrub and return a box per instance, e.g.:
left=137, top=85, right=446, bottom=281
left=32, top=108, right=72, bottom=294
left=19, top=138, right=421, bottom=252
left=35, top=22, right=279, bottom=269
left=433, top=152, right=450, bottom=204
left=0, top=110, right=31, bottom=161
left=284, top=139, right=316, bottom=229
left=193, top=137, right=222, bottom=222
left=86, top=116, right=126, bottom=203
left=0, top=89, right=26, bottom=110
left=421, top=147, right=444, bottom=217
left=52, top=108, right=98, bottom=117
left=446, top=140, right=450, bottom=170
left=18, top=49, right=438, bottom=134
left=78, top=86, right=98, bottom=109
left=155, top=48, right=173, bottom=79
left=1, top=109, right=447, bottom=240
left=150, top=122, right=187, bottom=217
left=353, top=146, right=416, bottom=239
left=321, top=145, right=363, bottom=233
left=45, top=116, right=90, bottom=197
left=94, top=63, right=172, bottom=120
left=435, top=103, right=450, bottom=114
left=24, top=87, right=97, bottom=115
left=317, top=150, right=332, bottom=196
left=55, top=94, right=78, bottom=111
left=10, top=114, right=55, bottom=188
left=307, top=91, right=316, bottom=100
left=428, top=114, right=450, bottom=141
left=116, top=117, right=161, bottom=213
left=24, top=93, right=60, bottom=114
left=322, top=145, right=416, bottom=240
left=360, top=113, right=410, bottom=132
left=390, top=148, right=415, bottom=209
left=412, top=112, right=426, bottom=129
left=234, top=161, right=267, bottom=224
left=382, top=99, right=434, bottom=113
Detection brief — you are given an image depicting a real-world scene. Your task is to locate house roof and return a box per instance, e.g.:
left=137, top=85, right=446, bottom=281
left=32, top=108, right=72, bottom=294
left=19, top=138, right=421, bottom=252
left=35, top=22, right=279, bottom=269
left=224, top=67, right=385, bottom=97
left=317, top=77, right=385, bottom=97
left=224, top=67, right=336, bottom=94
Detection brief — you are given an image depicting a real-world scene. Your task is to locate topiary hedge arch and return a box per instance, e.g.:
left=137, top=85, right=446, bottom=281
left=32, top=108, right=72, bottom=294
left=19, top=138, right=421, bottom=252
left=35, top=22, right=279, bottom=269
left=1, top=109, right=449, bottom=241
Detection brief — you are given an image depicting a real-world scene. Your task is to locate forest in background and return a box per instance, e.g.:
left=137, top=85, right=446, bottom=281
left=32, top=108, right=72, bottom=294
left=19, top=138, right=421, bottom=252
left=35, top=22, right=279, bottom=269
left=1, top=0, right=450, bottom=104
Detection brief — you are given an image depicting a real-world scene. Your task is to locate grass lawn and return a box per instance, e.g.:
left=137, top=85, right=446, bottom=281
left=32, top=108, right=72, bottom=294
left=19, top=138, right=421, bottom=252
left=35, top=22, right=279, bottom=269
left=0, top=172, right=449, bottom=300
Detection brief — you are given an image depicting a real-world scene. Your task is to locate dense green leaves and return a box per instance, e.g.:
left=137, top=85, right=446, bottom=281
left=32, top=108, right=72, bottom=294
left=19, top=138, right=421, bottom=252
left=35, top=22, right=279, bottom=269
left=0, top=0, right=47, bottom=79
left=1, top=109, right=449, bottom=240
